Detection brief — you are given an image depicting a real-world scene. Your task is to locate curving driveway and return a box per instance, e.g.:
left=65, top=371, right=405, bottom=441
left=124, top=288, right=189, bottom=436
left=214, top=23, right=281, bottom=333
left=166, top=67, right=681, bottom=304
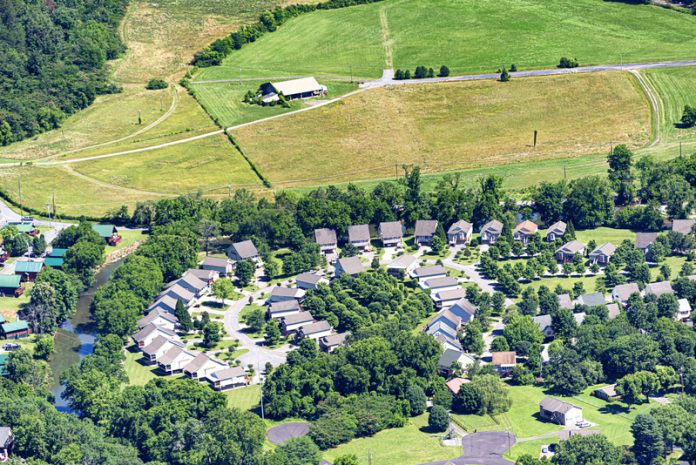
left=420, top=432, right=516, bottom=465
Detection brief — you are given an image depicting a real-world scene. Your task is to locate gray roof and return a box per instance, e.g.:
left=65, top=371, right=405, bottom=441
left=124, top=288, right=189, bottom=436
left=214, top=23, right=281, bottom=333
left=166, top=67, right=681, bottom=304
left=434, top=333, right=462, bottom=351
left=271, top=286, right=302, bottom=298
left=296, top=272, right=323, bottom=285
left=438, top=349, right=470, bottom=369
left=415, top=220, right=438, bottom=237
left=540, top=396, right=580, bottom=414
left=138, top=308, right=178, bottom=328
left=300, top=320, right=332, bottom=335
left=133, top=323, right=176, bottom=343
left=178, top=273, right=208, bottom=292
left=533, top=314, right=552, bottom=331
left=547, top=221, right=567, bottom=236
left=556, top=240, right=585, bottom=255
left=388, top=254, right=418, bottom=270
left=595, top=384, right=617, bottom=397
left=209, top=366, right=245, bottom=381
left=433, top=288, right=467, bottom=302
left=230, top=240, right=258, bottom=259
left=672, top=219, right=695, bottom=234
left=148, top=294, right=177, bottom=313
left=184, top=352, right=225, bottom=374
left=269, top=300, right=301, bottom=314
left=423, top=276, right=459, bottom=289
left=590, top=242, right=616, bottom=257
left=577, top=292, right=606, bottom=307
left=320, top=332, right=349, bottom=348
left=558, top=293, right=574, bottom=310
left=612, top=283, right=640, bottom=301
left=644, top=281, right=674, bottom=297
left=448, top=220, right=473, bottom=235
left=201, top=256, right=229, bottom=268
left=451, top=298, right=477, bottom=316
left=163, top=284, right=194, bottom=303
left=337, top=256, right=365, bottom=275
left=379, top=221, right=403, bottom=239
left=185, top=268, right=217, bottom=281
left=0, top=427, right=12, bottom=448
left=158, top=346, right=195, bottom=365
left=281, top=312, right=314, bottom=326
left=348, top=224, right=370, bottom=242
left=481, top=220, right=504, bottom=235
left=412, top=265, right=447, bottom=278
left=427, top=320, right=457, bottom=339
left=607, top=303, right=620, bottom=320
left=141, top=335, right=184, bottom=356
left=314, top=228, right=337, bottom=246
left=635, top=232, right=658, bottom=249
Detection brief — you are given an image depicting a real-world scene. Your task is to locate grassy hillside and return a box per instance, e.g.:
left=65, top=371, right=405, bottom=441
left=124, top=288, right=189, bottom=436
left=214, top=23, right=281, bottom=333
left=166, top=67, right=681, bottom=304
left=643, top=66, right=696, bottom=143
left=231, top=71, right=650, bottom=187
left=196, top=0, right=696, bottom=81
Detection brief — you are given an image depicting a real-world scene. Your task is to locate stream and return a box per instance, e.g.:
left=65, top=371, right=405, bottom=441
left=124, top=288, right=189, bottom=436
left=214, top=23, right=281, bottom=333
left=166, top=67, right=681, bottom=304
left=49, top=258, right=124, bottom=412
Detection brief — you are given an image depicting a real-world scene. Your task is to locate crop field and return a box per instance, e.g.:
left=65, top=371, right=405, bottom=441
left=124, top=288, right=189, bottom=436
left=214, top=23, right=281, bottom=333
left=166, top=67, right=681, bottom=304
left=232, top=71, right=650, bottom=186
left=196, top=0, right=696, bottom=81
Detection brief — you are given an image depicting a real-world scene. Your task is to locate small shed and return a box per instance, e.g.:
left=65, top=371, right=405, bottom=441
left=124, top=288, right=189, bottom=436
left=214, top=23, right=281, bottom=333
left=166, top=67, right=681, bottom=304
left=1, top=320, right=30, bottom=339
left=92, top=224, right=121, bottom=246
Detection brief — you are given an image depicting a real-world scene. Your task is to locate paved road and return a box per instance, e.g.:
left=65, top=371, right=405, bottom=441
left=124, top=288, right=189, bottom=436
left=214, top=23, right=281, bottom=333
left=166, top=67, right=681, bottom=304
left=0, top=198, right=73, bottom=245
left=420, top=432, right=515, bottom=465
left=442, top=249, right=515, bottom=306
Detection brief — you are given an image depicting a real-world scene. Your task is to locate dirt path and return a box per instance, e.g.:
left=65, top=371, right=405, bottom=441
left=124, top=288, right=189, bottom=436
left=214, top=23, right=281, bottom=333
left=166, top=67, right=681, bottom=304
left=59, top=165, right=173, bottom=197
left=629, top=69, right=663, bottom=147
left=379, top=7, right=394, bottom=69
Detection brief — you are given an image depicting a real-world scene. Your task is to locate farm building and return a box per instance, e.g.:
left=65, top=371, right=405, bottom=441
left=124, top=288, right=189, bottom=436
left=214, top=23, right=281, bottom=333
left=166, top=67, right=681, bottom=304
left=92, top=224, right=121, bottom=245
left=447, top=220, right=473, bottom=245
left=347, top=224, right=371, bottom=251
left=261, top=77, right=327, bottom=102
left=1, top=320, right=30, bottom=339
left=539, top=397, right=583, bottom=426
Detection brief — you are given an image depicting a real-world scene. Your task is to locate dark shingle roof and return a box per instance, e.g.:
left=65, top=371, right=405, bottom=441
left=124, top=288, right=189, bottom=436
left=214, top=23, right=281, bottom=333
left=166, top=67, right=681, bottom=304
left=448, top=220, right=472, bottom=235
left=540, top=396, right=580, bottom=414
left=314, top=228, right=337, bottom=245
left=379, top=221, right=403, bottom=239
left=481, top=220, right=503, bottom=235
left=414, top=220, right=438, bottom=237
left=635, top=232, right=658, bottom=249
left=348, top=224, right=370, bottom=242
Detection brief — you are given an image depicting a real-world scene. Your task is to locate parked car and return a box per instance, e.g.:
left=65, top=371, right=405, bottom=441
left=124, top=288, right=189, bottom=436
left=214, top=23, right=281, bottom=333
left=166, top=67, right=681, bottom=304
left=2, top=343, right=20, bottom=351
left=576, top=421, right=591, bottom=428
left=21, top=216, right=34, bottom=222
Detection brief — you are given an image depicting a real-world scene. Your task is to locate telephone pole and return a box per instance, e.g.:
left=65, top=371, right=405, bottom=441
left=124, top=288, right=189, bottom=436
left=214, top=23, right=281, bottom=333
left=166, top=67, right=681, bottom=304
left=18, top=174, right=23, bottom=217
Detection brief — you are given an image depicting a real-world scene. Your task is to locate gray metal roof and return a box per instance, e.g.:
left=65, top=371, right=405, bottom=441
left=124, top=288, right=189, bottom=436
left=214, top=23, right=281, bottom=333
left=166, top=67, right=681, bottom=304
left=556, top=240, right=585, bottom=255
left=672, top=219, right=695, bottom=234
left=300, top=320, right=332, bottom=335
left=412, top=265, right=446, bottom=278
left=540, top=396, right=580, bottom=414
left=612, top=283, right=640, bottom=301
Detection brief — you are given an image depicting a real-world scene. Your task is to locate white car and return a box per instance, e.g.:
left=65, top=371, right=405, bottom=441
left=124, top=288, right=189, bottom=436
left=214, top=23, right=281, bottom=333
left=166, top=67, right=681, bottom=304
left=576, top=421, right=591, bottom=428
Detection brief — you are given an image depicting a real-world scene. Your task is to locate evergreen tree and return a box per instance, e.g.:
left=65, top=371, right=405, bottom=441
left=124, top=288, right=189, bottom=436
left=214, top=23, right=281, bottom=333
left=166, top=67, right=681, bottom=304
left=175, top=299, right=193, bottom=332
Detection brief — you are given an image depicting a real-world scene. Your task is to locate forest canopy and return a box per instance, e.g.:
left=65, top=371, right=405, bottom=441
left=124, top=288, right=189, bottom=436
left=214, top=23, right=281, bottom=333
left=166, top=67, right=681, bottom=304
left=0, top=0, right=127, bottom=145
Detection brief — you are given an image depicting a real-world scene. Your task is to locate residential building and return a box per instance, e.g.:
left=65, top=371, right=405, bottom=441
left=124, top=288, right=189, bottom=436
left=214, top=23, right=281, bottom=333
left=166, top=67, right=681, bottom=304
left=426, top=320, right=458, bottom=341
left=157, top=347, right=198, bottom=375
left=387, top=255, right=418, bottom=277
left=606, top=303, right=621, bottom=320
left=438, top=349, right=475, bottom=376
left=201, top=256, right=233, bottom=276
left=427, top=309, right=464, bottom=335
left=141, top=336, right=185, bottom=364
left=533, top=314, right=554, bottom=339
left=447, top=220, right=473, bottom=246
left=14, top=260, right=42, bottom=281
left=280, top=312, right=315, bottom=335
left=319, top=332, right=350, bottom=352
left=432, top=288, right=467, bottom=309
left=0, top=354, right=6, bottom=377
left=612, top=283, right=640, bottom=305
left=635, top=232, right=658, bottom=254
left=137, top=308, right=178, bottom=331
left=227, top=240, right=259, bottom=262
left=420, top=276, right=459, bottom=293
left=414, top=220, right=439, bottom=246
left=347, top=224, right=371, bottom=251
left=576, top=292, right=606, bottom=307
left=297, top=320, right=333, bottom=340
left=268, top=300, right=302, bottom=319
left=170, top=273, right=209, bottom=297
left=335, top=256, right=365, bottom=277
left=0, top=427, right=13, bottom=462
left=589, top=242, right=616, bottom=265
left=269, top=286, right=305, bottom=303
left=594, top=384, right=618, bottom=401
left=546, top=221, right=567, bottom=242
left=183, top=353, right=228, bottom=381
left=92, top=224, right=121, bottom=246
left=677, top=298, right=691, bottom=322
left=513, top=220, right=538, bottom=244
left=0, top=320, right=30, bottom=339
left=644, top=281, right=674, bottom=297
left=480, top=220, right=504, bottom=244
left=207, top=366, right=247, bottom=390
left=379, top=221, right=404, bottom=248
left=539, top=397, right=583, bottom=426
left=558, top=293, right=574, bottom=310
left=449, top=298, right=477, bottom=322
left=132, top=323, right=178, bottom=348
left=295, top=272, right=328, bottom=290
left=148, top=294, right=178, bottom=315
left=184, top=268, right=217, bottom=284
left=434, top=333, right=463, bottom=352
left=410, top=265, right=447, bottom=281
left=160, top=284, right=195, bottom=306
left=555, top=240, right=585, bottom=262
left=672, top=219, right=695, bottom=235
left=445, top=377, right=470, bottom=395
left=491, top=351, right=517, bottom=376
left=261, top=77, right=326, bottom=102
left=314, top=228, right=338, bottom=255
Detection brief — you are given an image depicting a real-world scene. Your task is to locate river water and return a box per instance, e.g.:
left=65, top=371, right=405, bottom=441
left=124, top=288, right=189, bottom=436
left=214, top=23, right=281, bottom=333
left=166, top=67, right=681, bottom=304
left=49, top=258, right=124, bottom=412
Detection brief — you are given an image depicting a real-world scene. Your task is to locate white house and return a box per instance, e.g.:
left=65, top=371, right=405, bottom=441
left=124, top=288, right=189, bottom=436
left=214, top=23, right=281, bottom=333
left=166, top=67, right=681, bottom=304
left=295, top=272, right=328, bottom=290
left=141, top=336, right=185, bottom=364
left=183, top=353, right=228, bottom=381
left=158, top=346, right=198, bottom=375
left=269, top=286, right=305, bottom=303
left=268, top=300, right=302, bottom=319
left=280, top=312, right=315, bottom=335
left=297, top=320, right=333, bottom=340
left=447, top=220, right=473, bottom=246
left=137, top=308, right=178, bottom=331
left=677, top=298, right=692, bottom=322
left=432, top=288, right=467, bottom=309
left=420, top=276, right=459, bottom=293
left=207, top=366, right=247, bottom=391
left=132, top=323, right=178, bottom=348
left=539, top=397, right=583, bottom=426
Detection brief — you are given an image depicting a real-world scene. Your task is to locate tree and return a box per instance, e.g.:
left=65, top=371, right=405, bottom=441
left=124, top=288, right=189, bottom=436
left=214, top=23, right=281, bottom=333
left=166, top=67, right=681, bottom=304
left=558, top=57, right=579, bottom=68
left=203, top=322, right=222, bottom=348
left=460, top=320, right=485, bottom=354
left=608, top=145, right=635, bottom=205
left=518, top=287, right=539, bottom=316
left=544, top=347, right=588, bottom=395
left=275, top=437, right=322, bottom=465
left=564, top=177, right=614, bottom=229
left=33, top=335, right=54, bottom=360
left=681, top=104, right=696, bottom=127
left=551, top=307, right=577, bottom=340
left=454, top=374, right=511, bottom=415
left=490, top=337, right=510, bottom=352
left=246, top=308, right=266, bottom=333
left=406, top=385, right=427, bottom=416
left=553, top=433, right=622, bottom=465
left=438, top=65, right=450, bottom=77
left=212, top=278, right=236, bottom=303
left=265, top=319, right=282, bottom=345
left=500, top=67, right=510, bottom=82
left=334, top=455, right=360, bottom=465
left=428, top=405, right=449, bottom=432
left=199, top=219, right=220, bottom=256
left=632, top=414, right=664, bottom=465
left=32, top=234, right=47, bottom=256
left=503, top=314, right=543, bottom=355
left=235, top=260, right=255, bottom=287
left=175, top=298, right=193, bottom=332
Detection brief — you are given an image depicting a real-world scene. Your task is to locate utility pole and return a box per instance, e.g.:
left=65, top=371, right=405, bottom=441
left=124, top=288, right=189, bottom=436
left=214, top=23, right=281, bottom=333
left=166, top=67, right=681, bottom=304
left=533, top=129, right=538, bottom=148
left=18, top=174, right=23, bottom=217
left=52, top=191, right=56, bottom=221
left=258, top=357, right=265, bottom=421
left=680, top=142, right=683, bottom=158
left=160, top=94, right=164, bottom=112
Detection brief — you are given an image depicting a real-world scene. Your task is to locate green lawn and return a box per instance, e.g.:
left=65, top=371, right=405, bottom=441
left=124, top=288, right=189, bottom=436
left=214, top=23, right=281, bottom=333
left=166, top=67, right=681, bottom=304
left=572, top=227, right=637, bottom=246
left=196, top=0, right=696, bottom=81
left=323, top=413, right=460, bottom=465
left=643, top=66, right=696, bottom=144
left=124, top=349, right=159, bottom=386
left=104, top=229, right=146, bottom=259
left=224, top=384, right=261, bottom=411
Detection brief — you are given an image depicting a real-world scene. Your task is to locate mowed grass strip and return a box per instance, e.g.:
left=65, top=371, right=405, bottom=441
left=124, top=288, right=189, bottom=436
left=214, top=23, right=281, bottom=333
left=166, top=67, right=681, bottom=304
left=196, top=0, right=696, bottom=81
left=643, top=66, right=696, bottom=143
left=233, top=71, right=650, bottom=186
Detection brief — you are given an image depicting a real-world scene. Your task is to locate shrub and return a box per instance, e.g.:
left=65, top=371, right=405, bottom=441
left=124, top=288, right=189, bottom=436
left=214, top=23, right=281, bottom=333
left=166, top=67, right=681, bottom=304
left=680, top=104, right=696, bottom=127
left=428, top=405, right=449, bottom=432
left=510, top=63, right=517, bottom=72
left=438, top=65, right=450, bottom=77
left=558, top=57, right=579, bottom=68
left=500, top=67, right=510, bottom=82
left=146, top=78, right=168, bottom=90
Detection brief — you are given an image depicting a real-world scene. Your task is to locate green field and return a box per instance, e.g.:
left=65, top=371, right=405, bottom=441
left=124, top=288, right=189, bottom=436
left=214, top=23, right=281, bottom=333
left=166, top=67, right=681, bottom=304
left=224, top=384, right=262, bottom=411
left=196, top=0, right=696, bottom=81
left=643, top=66, right=696, bottom=144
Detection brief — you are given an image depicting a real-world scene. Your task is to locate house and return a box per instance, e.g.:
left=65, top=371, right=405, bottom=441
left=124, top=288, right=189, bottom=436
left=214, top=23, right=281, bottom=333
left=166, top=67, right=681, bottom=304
left=207, top=366, right=247, bottom=390
left=426, top=319, right=458, bottom=341
left=432, top=288, right=467, bottom=309
left=268, top=300, right=302, bottom=319
left=269, top=286, right=305, bottom=303
left=280, top=312, right=315, bottom=335
left=513, top=220, right=538, bottom=244
left=491, top=351, right=517, bottom=376
left=546, top=221, right=567, bottom=242
left=319, top=332, right=350, bottom=352
left=45, top=247, right=66, bottom=268
left=533, top=314, right=554, bottom=339
left=141, top=336, right=185, bottom=364
left=261, top=77, right=327, bottom=102
left=314, top=228, right=338, bottom=255
left=295, top=272, right=328, bottom=290
left=594, top=384, right=618, bottom=401
left=635, top=232, right=658, bottom=254
left=379, top=221, right=404, bottom=248
left=148, top=294, right=178, bottom=315
left=589, top=243, right=616, bottom=265
left=297, top=320, right=333, bottom=340
left=558, top=293, right=574, bottom=310
left=137, top=308, right=178, bottom=331
left=576, top=292, right=606, bottom=307
left=48, top=247, right=67, bottom=258
left=184, top=268, right=217, bottom=284
left=347, top=224, right=371, bottom=251
left=447, top=220, right=473, bottom=246
left=428, top=309, right=464, bottom=335
left=555, top=240, right=585, bottom=263
left=410, top=265, right=447, bottom=281
left=445, top=377, right=470, bottom=395
left=335, top=256, right=365, bottom=277
left=1, top=320, right=30, bottom=339
left=420, top=276, right=459, bottom=293
left=677, top=298, right=691, bottom=322
left=227, top=240, right=259, bottom=262
left=387, top=255, right=418, bottom=277
left=0, top=275, right=23, bottom=298
left=160, top=284, right=195, bottom=306
left=612, top=283, right=640, bottom=305
left=672, top=219, right=695, bottom=235
left=449, top=298, right=477, bottom=323
left=414, top=220, right=439, bottom=246
left=183, top=353, right=228, bottom=381
left=438, top=349, right=475, bottom=376
left=132, top=323, right=178, bottom=348
left=92, top=224, right=121, bottom=246
left=171, top=273, right=209, bottom=297
left=434, top=333, right=463, bottom=352
left=157, top=347, right=198, bottom=375
left=201, top=256, right=233, bottom=277
left=607, top=303, right=621, bottom=320
left=539, top=397, right=583, bottom=426
left=14, top=260, right=42, bottom=281
left=0, top=426, right=13, bottom=462
left=480, top=220, right=504, bottom=244
left=644, top=281, right=674, bottom=297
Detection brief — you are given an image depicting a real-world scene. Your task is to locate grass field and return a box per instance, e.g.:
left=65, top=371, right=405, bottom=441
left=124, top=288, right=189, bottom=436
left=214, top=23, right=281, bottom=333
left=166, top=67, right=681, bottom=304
left=232, top=72, right=649, bottom=186
left=643, top=66, right=696, bottom=144
left=196, top=0, right=696, bottom=81
left=224, top=384, right=262, bottom=411
left=124, top=349, right=159, bottom=386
